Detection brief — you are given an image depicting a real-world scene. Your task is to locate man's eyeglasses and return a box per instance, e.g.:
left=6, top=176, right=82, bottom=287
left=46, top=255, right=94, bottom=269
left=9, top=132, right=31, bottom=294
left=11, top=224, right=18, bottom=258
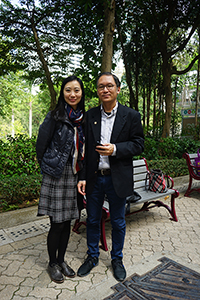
left=97, top=84, right=115, bottom=91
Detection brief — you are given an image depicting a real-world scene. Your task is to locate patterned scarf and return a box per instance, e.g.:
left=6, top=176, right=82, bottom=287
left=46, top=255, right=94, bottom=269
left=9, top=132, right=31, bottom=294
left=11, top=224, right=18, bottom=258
left=66, top=105, right=85, bottom=174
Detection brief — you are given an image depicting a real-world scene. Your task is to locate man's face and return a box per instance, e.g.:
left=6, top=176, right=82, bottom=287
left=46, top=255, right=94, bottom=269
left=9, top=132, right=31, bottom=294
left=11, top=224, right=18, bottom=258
left=97, top=75, right=120, bottom=105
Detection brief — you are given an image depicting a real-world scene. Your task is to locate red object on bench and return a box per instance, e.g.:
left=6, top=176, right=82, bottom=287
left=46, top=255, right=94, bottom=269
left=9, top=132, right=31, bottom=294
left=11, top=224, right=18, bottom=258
left=72, top=158, right=179, bottom=251
left=183, top=152, right=200, bottom=197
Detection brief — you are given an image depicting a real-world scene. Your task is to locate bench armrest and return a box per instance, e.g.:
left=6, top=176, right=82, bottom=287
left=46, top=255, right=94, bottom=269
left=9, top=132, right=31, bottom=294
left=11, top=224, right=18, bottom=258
left=191, top=164, right=200, bottom=169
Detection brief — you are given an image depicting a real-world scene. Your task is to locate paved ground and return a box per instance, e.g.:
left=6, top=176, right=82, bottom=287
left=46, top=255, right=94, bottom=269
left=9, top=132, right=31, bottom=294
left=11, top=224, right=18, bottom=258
left=0, top=176, right=200, bottom=300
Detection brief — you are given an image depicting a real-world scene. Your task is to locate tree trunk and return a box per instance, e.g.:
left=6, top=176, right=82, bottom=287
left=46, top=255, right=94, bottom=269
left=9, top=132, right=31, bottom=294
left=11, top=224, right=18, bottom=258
left=118, top=33, right=135, bottom=108
left=134, top=25, right=139, bottom=111
left=146, top=88, right=150, bottom=132
left=153, top=87, right=156, bottom=137
left=116, top=15, right=136, bottom=109
left=135, top=60, right=139, bottom=111
left=101, top=0, right=115, bottom=73
left=147, top=56, right=153, bottom=132
left=161, top=59, right=173, bottom=138
left=195, top=28, right=200, bottom=133
left=142, top=86, right=145, bottom=129
left=31, top=24, right=57, bottom=110
left=172, top=77, right=178, bottom=137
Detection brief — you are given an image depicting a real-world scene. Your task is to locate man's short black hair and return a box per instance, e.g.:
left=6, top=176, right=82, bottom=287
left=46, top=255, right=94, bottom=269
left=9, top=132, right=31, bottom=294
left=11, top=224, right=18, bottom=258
left=97, top=72, right=121, bottom=88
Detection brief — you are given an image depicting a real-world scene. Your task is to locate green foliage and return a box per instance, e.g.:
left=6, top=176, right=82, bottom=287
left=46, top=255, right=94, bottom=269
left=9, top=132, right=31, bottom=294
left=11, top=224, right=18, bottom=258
left=141, top=137, right=160, bottom=160
left=0, top=134, right=40, bottom=178
left=171, top=110, right=182, bottom=137
left=0, top=133, right=199, bottom=212
left=158, top=137, right=182, bottom=159
left=0, top=0, right=73, bottom=84
left=0, top=71, right=50, bottom=138
left=0, top=174, right=42, bottom=211
left=142, top=137, right=199, bottom=160
left=0, top=35, right=25, bottom=76
left=182, top=123, right=200, bottom=140
left=85, top=97, right=99, bottom=111
left=147, top=159, right=189, bottom=178
left=117, top=87, right=130, bottom=106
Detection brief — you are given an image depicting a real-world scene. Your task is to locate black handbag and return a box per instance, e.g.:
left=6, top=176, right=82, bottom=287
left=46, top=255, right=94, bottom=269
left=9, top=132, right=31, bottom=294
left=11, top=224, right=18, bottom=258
left=125, top=190, right=141, bottom=214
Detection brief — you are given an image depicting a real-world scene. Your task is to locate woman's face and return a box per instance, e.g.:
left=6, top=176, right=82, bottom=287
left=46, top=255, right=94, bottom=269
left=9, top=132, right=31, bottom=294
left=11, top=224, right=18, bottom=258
left=63, top=80, right=82, bottom=110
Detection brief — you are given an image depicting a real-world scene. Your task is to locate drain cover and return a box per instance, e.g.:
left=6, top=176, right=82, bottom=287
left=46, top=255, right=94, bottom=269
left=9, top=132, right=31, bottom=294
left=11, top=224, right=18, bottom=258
left=104, top=257, right=200, bottom=300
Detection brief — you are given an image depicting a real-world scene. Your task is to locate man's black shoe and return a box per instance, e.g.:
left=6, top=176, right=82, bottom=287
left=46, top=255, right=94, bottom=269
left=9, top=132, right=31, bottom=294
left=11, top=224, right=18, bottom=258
left=77, top=255, right=99, bottom=277
left=111, top=259, right=126, bottom=282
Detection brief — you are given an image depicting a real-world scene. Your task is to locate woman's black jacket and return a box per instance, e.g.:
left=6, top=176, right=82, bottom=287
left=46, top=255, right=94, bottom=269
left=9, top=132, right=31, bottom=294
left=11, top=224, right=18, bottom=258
left=36, top=111, right=75, bottom=179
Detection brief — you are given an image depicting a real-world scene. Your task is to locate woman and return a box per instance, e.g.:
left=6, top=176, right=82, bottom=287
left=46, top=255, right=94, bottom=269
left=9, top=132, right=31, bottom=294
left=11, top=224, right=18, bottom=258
left=36, top=75, right=85, bottom=283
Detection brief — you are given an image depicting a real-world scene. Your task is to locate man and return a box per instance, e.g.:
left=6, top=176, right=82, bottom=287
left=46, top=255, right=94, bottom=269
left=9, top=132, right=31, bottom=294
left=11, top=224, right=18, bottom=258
left=77, top=72, right=144, bottom=281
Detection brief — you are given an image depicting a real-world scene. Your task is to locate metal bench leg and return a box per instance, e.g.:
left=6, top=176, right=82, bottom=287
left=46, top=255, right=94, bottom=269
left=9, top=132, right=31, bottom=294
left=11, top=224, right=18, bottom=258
left=99, top=210, right=109, bottom=251
left=72, top=210, right=86, bottom=234
left=170, top=193, right=178, bottom=222
left=184, top=175, right=193, bottom=197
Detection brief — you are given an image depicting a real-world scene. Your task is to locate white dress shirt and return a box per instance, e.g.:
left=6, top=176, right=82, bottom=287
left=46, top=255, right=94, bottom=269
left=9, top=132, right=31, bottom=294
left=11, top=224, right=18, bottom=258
left=98, top=102, right=118, bottom=170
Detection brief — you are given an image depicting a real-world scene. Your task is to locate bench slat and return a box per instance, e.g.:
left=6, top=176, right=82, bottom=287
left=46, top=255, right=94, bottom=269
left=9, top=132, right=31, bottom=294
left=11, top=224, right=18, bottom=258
left=134, top=173, right=147, bottom=182
left=133, top=159, right=146, bottom=167
left=133, top=165, right=147, bottom=175
left=189, top=153, right=198, bottom=159
left=134, top=180, right=147, bottom=190
left=103, top=189, right=174, bottom=210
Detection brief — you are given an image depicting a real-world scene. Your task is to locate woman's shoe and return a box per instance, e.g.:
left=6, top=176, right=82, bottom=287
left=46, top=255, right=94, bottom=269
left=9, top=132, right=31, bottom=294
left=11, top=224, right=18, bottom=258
left=48, top=263, right=64, bottom=283
left=59, top=261, right=76, bottom=278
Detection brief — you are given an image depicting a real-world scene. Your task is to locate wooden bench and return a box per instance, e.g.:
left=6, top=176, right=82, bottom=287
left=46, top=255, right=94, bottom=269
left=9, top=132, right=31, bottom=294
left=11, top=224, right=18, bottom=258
left=182, top=152, right=200, bottom=197
left=72, top=158, right=179, bottom=251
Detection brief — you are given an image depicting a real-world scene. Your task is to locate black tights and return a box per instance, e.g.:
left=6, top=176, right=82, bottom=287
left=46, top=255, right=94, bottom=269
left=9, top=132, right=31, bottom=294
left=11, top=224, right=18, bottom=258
left=47, top=217, right=71, bottom=266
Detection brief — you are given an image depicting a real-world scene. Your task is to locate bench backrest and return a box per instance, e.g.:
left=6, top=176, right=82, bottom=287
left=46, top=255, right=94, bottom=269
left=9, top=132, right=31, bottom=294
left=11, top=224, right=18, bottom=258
left=189, top=153, right=198, bottom=166
left=133, top=158, right=149, bottom=192
left=183, top=152, right=200, bottom=178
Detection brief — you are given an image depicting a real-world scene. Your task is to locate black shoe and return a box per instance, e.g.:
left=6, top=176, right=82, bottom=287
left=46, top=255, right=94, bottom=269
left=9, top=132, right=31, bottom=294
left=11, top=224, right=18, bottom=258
left=111, top=259, right=126, bottom=282
left=48, top=263, right=64, bottom=283
left=77, top=255, right=99, bottom=277
left=59, top=261, right=76, bottom=278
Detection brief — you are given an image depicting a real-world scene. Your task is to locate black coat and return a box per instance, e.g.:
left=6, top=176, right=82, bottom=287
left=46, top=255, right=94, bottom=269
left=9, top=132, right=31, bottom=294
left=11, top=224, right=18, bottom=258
left=36, top=111, right=74, bottom=179
left=79, top=103, right=144, bottom=198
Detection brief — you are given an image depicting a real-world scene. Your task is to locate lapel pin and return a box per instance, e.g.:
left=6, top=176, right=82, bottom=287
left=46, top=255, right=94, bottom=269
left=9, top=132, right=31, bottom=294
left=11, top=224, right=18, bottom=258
left=94, top=121, right=97, bottom=125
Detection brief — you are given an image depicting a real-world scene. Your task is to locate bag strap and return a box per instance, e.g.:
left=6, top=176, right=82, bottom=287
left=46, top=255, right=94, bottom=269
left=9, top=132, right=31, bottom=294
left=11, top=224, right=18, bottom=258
left=164, top=174, right=170, bottom=188
left=150, top=169, right=163, bottom=175
left=145, top=171, right=150, bottom=191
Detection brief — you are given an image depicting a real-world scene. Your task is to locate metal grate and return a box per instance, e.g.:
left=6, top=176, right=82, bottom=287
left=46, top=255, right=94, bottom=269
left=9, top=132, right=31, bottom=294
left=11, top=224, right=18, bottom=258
left=104, top=257, right=200, bottom=300
left=0, top=219, right=50, bottom=246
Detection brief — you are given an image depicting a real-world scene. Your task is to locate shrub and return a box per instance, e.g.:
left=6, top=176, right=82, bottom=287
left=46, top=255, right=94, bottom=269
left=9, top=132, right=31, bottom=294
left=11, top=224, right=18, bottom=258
left=141, top=137, right=160, bottom=160
left=0, top=174, right=42, bottom=211
left=147, top=158, right=189, bottom=178
left=141, top=137, right=200, bottom=160
left=0, top=134, right=40, bottom=178
left=0, top=134, right=198, bottom=212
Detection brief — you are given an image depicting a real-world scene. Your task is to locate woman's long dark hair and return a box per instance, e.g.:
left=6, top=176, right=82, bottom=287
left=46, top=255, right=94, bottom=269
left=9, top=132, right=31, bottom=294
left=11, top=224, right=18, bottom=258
left=51, top=76, right=85, bottom=122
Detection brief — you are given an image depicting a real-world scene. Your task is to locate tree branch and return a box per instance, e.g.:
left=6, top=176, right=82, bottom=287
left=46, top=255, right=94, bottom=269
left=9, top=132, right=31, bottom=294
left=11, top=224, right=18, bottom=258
left=172, top=54, right=200, bottom=75
left=170, top=22, right=198, bottom=57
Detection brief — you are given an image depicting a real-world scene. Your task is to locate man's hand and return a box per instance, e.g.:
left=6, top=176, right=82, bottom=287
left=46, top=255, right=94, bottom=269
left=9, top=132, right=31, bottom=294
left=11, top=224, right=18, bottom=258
left=95, top=143, right=114, bottom=156
left=77, top=180, right=86, bottom=196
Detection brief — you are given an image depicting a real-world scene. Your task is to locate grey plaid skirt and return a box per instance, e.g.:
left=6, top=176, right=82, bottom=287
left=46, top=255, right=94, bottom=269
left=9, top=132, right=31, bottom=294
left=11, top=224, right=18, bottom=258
left=38, top=161, right=79, bottom=223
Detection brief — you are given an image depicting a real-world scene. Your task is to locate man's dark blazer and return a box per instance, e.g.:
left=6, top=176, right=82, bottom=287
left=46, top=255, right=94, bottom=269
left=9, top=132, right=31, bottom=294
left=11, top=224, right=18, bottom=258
left=80, top=102, right=144, bottom=198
